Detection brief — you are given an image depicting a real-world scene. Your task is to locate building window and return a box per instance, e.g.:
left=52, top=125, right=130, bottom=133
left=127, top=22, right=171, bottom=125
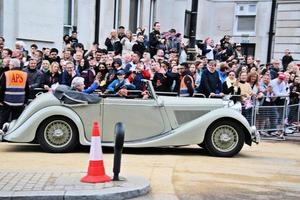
left=64, top=0, right=74, bottom=35
left=237, top=16, right=256, bottom=32
left=234, top=3, right=256, bottom=34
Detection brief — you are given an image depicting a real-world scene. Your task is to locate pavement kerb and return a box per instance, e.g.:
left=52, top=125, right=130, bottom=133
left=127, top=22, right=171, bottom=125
left=0, top=172, right=150, bottom=200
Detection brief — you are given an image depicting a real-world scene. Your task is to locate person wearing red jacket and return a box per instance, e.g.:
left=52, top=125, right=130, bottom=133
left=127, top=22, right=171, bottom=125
left=127, top=62, right=151, bottom=90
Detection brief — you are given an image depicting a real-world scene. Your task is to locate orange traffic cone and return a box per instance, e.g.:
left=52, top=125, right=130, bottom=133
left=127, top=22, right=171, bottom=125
left=81, top=121, right=111, bottom=183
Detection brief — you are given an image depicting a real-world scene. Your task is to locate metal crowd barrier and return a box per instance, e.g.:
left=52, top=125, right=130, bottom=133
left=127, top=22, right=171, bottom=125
left=243, top=95, right=300, bottom=140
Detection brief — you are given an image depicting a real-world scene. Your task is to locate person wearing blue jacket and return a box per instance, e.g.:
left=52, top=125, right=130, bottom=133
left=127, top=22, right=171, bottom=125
left=71, top=77, right=99, bottom=94
left=107, top=70, right=135, bottom=93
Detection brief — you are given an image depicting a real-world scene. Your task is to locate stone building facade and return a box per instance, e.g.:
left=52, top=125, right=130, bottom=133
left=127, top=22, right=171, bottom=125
left=0, top=0, right=299, bottom=63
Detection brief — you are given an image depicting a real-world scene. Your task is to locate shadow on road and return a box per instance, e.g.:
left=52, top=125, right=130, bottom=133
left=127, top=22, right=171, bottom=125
left=2, top=143, right=215, bottom=156
left=1, top=143, right=257, bottom=158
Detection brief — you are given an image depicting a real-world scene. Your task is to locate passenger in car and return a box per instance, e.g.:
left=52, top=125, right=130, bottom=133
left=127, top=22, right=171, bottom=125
left=71, top=76, right=99, bottom=94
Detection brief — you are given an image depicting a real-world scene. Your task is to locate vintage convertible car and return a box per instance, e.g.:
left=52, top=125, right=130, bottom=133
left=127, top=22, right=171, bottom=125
left=0, top=80, right=259, bottom=157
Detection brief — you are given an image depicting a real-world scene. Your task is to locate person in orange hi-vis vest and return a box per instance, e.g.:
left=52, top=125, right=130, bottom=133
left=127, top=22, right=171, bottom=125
left=0, top=58, right=29, bottom=129
left=178, top=63, right=195, bottom=97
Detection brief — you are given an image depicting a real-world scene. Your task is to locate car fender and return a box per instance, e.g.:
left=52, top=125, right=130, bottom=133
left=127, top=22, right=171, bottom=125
left=3, top=106, right=88, bottom=145
left=121, top=107, right=251, bottom=147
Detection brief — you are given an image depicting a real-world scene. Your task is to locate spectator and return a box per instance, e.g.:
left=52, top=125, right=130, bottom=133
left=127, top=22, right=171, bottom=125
left=149, top=22, right=161, bottom=57
left=201, top=37, right=214, bottom=61
left=219, top=42, right=234, bottom=62
left=189, top=64, right=199, bottom=86
left=80, top=59, right=95, bottom=88
left=178, top=63, right=194, bottom=97
left=152, top=62, right=169, bottom=92
left=246, top=55, right=256, bottom=69
left=269, top=59, right=281, bottom=79
left=153, top=49, right=165, bottom=63
left=40, top=60, right=51, bottom=89
left=2, top=48, right=12, bottom=59
left=288, top=76, right=300, bottom=124
left=107, top=70, right=135, bottom=93
left=233, top=43, right=244, bottom=63
left=29, top=44, right=38, bottom=58
left=74, top=51, right=84, bottom=73
left=179, top=42, right=187, bottom=64
left=62, top=49, right=74, bottom=63
left=197, top=60, right=222, bottom=97
left=239, top=71, right=253, bottom=124
left=128, top=62, right=151, bottom=90
left=63, top=34, right=70, bottom=46
left=218, top=63, right=229, bottom=83
left=132, top=34, right=146, bottom=56
left=222, top=71, right=240, bottom=95
left=166, top=29, right=180, bottom=54
left=136, top=27, right=149, bottom=48
left=43, top=62, right=61, bottom=90
left=70, top=31, right=79, bottom=49
left=105, top=30, right=122, bottom=55
left=270, top=73, right=288, bottom=136
left=61, top=61, right=79, bottom=86
left=120, top=30, right=134, bottom=55
left=282, top=49, right=293, bottom=71
left=117, top=26, right=126, bottom=40
left=47, top=48, right=61, bottom=64
left=0, top=37, right=5, bottom=56
left=23, top=58, right=43, bottom=90
left=0, top=57, right=10, bottom=77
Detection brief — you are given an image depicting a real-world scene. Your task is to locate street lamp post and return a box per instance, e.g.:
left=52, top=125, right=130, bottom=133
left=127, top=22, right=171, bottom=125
left=187, top=0, right=198, bottom=63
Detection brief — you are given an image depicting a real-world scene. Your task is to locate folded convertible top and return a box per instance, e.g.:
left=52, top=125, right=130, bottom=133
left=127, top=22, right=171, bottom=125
left=53, top=85, right=101, bottom=104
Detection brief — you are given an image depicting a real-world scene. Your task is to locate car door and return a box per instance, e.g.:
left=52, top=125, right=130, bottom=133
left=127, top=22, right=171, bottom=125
left=101, top=98, right=168, bottom=142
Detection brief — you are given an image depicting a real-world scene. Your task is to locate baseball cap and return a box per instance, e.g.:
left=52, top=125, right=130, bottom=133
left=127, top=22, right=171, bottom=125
left=278, top=73, right=285, bottom=80
left=117, top=70, right=125, bottom=75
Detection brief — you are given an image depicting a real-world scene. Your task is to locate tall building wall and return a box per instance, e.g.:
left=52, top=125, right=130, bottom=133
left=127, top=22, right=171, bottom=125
left=1, top=0, right=296, bottom=63
left=273, top=0, right=300, bottom=61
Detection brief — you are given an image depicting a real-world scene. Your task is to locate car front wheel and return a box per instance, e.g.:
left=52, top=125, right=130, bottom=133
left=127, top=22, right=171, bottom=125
left=37, top=116, right=79, bottom=153
left=204, top=120, right=245, bottom=157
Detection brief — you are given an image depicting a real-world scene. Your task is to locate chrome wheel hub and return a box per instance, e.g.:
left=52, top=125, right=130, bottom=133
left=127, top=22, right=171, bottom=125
left=212, top=125, right=238, bottom=152
left=44, top=120, right=72, bottom=148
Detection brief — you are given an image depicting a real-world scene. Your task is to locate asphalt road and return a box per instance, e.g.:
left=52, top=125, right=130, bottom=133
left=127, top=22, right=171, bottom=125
left=0, top=140, right=300, bottom=200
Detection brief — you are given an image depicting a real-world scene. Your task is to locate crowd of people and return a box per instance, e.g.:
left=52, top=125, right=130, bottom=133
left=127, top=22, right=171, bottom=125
left=0, top=22, right=299, bottom=137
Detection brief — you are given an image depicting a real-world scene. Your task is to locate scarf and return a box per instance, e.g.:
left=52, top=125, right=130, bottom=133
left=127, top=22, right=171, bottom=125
left=225, top=77, right=238, bottom=92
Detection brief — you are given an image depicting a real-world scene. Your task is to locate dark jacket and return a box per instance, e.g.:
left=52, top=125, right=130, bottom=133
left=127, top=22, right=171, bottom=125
left=132, top=41, right=146, bottom=56
left=23, top=67, right=43, bottom=89
left=152, top=72, right=170, bottom=92
left=197, top=69, right=222, bottom=97
left=105, top=38, right=122, bottom=55
left=61, top=70, right=79, bottom=86
left=149, top=30, right=160, bottom=57
left=282, top=55, right=293, bottom=71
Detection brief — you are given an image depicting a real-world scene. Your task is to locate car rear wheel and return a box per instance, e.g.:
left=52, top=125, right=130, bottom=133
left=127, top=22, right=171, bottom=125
left=37, top=116, right=79, bottom=153
left=204, top=120, right=245, bottom=157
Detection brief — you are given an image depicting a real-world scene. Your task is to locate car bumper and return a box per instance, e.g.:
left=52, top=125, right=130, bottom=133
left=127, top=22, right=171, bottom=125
left=0, top=122, right=10, bottom=142
left=0, top=130, right=4, bottom=142
left=251, top=126, right=260, bottom=144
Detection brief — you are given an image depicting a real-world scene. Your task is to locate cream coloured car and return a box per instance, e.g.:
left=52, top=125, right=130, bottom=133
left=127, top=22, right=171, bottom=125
left=0, top=80, right=259, bottom=157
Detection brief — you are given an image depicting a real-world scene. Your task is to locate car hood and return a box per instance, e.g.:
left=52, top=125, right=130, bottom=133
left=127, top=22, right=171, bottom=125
left=158, top=96, right=224, bottom=109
